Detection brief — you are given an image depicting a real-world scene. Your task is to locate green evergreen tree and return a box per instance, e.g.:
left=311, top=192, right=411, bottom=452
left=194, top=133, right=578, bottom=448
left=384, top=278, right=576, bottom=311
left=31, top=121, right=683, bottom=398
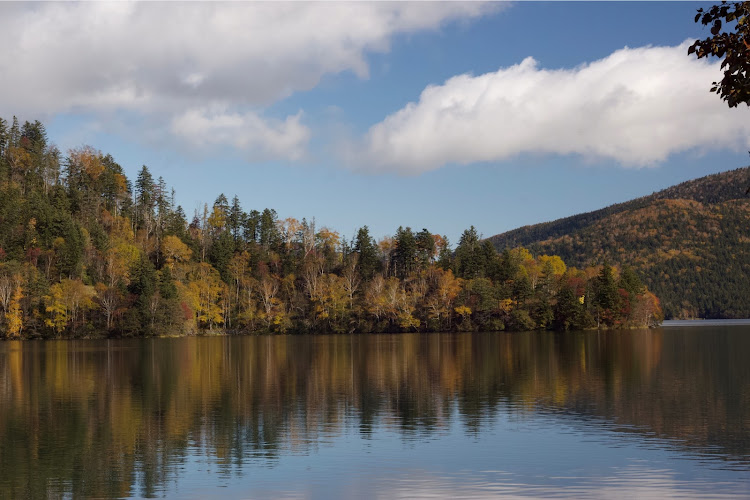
left=167, top=205, right=188, bottom=239
left=135, top=165, right=155, bottom=232
left=532, top=261, right=555, bottom=329
left=496, top=248, right=519, bottom=283
left=209, top=231, right=234, bottom=283
left=244, top=209, right=261, bottom=243
left=619, top=265, right=644, bottom=296
left=513, top=272, right=532, bottom=306
left=415, top=228, right=435, bottom=270
left=125, top=254, right=157, bottom=335
left=436, top=236, right=452, bottom=271
left=154, top=266, right=183, bottom=334
left=259, top=208, right=279, bottom=250
left=229, top=195, right=245, bottom=248
left=553, top=283, right=581, bottom=330
left=8, top=116, right=20, bottom=148
left=354, top=226, right=380, bottom=280
left=213, top=193, right=230, bottom=223
left=392, top=226, right=417, bottom=279
left=594, top=263, right=619, bottom=326
left=454, top=226, right=485, bottom=279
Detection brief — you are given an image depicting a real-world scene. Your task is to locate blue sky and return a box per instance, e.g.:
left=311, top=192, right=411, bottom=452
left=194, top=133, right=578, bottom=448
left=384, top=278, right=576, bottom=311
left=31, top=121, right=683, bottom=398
left=2, top=2, right=748, bottom=245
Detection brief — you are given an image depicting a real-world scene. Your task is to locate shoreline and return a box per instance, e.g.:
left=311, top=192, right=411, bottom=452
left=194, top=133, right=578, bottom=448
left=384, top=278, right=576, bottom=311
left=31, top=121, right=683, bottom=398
left=15, top=318, right=750, bottom=341
left=2, top=324, right=670, bottom=341
left=660, top=319, right=750, bottom=327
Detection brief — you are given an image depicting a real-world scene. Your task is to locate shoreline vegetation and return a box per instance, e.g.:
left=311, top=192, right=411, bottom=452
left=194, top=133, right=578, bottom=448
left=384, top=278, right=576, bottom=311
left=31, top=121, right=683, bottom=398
left=0, top=117, right=663, bottom=340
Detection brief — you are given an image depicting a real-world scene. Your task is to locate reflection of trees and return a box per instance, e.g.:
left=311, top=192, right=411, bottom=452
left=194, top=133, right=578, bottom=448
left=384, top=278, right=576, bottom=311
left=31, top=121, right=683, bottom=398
left=0, top=329, right=748, bottom=497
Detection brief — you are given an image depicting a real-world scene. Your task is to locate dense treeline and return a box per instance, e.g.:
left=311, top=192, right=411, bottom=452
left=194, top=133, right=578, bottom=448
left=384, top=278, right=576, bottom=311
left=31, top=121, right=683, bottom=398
left=0, top=117, right=662, bottom=338
left=489, top=167, right=750, bottom=319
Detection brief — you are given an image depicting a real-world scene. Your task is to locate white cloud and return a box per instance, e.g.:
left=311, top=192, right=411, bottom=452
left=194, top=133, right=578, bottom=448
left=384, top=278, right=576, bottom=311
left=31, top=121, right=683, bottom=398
left=0, top=2, right=495, bottom=160
left=361, top=43, right=750, bottom=173
left=171, top=108, right=310, bottom=161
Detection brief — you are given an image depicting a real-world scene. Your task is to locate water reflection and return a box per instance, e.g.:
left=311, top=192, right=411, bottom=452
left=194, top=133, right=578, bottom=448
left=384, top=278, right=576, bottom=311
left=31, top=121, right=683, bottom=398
left=0, top=329, right=748, bottom=498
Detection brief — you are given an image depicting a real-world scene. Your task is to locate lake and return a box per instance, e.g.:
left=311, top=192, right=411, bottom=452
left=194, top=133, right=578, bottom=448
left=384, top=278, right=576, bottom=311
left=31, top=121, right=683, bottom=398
left=0, top=327, right=749, bottom=499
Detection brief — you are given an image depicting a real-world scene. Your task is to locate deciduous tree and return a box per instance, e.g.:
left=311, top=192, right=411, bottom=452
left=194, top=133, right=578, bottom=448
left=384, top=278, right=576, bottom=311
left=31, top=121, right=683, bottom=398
left=689, top=1, right=750, bottom=107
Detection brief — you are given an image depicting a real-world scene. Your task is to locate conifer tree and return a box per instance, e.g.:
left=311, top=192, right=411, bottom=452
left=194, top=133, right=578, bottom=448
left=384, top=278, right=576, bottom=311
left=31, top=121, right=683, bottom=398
left=354, top=226, right=380, bottom=280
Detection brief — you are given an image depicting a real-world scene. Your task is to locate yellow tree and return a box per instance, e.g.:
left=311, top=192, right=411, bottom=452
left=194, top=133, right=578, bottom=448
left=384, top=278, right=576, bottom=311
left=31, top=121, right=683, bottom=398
left=105, top=241, right=139, bottom=287
left=425, top=268, right=462, bottom=327
left=161, top=235, right=192, bottom=269
left=521, top=258, right=542, bottom=290
left=207, top=204, right=227, bottom=237
left=455, top=305, right=472, bottom=320
left=396, top=285, right=421, bottom=331
left=254, top=272, right=291, bottom=332
left=316, top=227, right=340, bottom=253
left=4, top=275, right=23, bottom=338
left=44, top=283, right=68, bottom=334
left=45, top=278, right=96, bottom=334
left=314, top=274, right=349, bottom=332
left=256, top=273, right=280, bottom=329
left=66, top=278, right=96, bottom=327
left=186, top=263, right=224, bottom=330
left=69, top=146, right=105, bottom=180
left=365, top=275, right=387, bottom=322
left=538, top=255, right=567, bottom=277
left=511, top=247, right=534, bottom=263
left=6, top=145, right=33, bottom=189
left=108, top=214, right=136, bottom=243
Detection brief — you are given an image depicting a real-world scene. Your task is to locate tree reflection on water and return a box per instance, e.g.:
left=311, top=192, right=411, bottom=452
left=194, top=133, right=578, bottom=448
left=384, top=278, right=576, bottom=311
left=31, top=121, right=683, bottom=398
left=0, top=328, right=748, bottom=497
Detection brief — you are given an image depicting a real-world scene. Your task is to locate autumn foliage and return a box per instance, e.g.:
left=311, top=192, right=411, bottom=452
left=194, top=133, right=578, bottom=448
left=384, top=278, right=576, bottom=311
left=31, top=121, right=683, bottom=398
left=0, top=117, right=662, bottom=338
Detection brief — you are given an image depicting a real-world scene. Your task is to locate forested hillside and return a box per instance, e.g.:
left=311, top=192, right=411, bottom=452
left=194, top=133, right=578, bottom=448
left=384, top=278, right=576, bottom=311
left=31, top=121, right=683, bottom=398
left=489, top=167, right=750, bottom=319
left=0, top=116, right=661, bottom=338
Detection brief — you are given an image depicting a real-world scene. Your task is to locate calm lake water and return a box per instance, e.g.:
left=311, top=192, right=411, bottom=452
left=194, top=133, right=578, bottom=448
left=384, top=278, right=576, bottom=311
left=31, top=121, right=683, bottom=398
left=1, top=327, right=749, bottom=499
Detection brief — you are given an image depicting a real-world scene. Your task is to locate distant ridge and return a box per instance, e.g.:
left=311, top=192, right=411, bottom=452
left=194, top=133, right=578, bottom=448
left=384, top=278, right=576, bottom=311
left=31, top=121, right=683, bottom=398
left=488, top=167, right=750, bottom=319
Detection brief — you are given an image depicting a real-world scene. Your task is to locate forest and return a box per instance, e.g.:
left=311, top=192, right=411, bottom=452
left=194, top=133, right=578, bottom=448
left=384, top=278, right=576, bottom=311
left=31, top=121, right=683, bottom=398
left=0, top=116, right=662, bottom=338
left=489, top=167, right=750, bottom=319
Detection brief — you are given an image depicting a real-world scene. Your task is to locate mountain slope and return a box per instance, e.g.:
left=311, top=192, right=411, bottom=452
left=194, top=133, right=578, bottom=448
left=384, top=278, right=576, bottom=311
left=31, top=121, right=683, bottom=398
left=488, top=167, right=750, bottom=319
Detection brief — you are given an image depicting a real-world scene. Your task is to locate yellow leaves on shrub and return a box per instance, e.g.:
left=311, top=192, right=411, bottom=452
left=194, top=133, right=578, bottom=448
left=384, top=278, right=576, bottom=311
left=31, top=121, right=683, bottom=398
left=454, top=305, right=472, bottom=318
